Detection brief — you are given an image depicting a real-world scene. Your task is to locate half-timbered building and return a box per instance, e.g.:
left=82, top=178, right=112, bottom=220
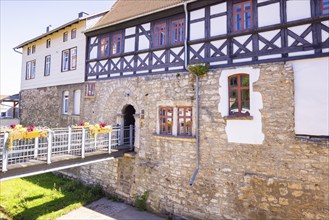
left=18, top=0, right=328, bottom=219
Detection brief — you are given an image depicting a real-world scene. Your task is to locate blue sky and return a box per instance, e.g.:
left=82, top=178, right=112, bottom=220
left=0, top=0, right=115, bottom=95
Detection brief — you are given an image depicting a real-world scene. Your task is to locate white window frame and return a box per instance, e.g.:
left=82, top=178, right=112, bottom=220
left=62, top=47, right=77, bottom=72
left=71, top=29, right=77, bottom=39
left=44, top=55, right=51, bottom=76
left=26, top=60, right=36, bottom=80
left=46, top=39, right=51, bottom=48
left=73, top=90, right=81, bottom=115
left=63, top=91, right=69, bottom=114
left=63, top=32, right=68, bottom=42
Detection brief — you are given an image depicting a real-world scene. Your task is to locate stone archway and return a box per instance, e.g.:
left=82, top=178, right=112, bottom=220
left=122, top=104, right=136, bottom=149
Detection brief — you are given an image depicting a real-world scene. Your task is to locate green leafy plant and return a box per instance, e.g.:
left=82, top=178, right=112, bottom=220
left=134, top=191, right=149, bottom=211
left=188, top=63, right=209, bottom=77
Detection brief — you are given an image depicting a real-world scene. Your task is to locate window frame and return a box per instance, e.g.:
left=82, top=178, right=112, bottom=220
left=170, top=18, right=185, bottom=45
left=159, top=107, right=174, bottom=135
left=61, top=47, right=77, bottom=72
left=153, top=22, right=167, bottom=48
left=44, top=55, right=51, bottom=76
left=62, top=91, right=69, bottom=115
left=46, top=39, right=51, bottom=48
left=63, top=32, right=68, bottom=42
left=27, top=47, right=31, bottom=55
left=322, top=0, right=329, bottom=15
left=32, top=45, right=36, bottom=54
left=228, top=74, right=250, bottom=116
left=99, top=35, right=110, bottom=58
left=85, top=83, right=95, bottom=97
left=71, top=29, right=77, bottom=39
left=26, top=60, right=36, bottom=80
left=177, top=106, right=193, bottom=136
left=232, top=0, right=253, bottom=32
left=111, top=33, right=123, bottom=55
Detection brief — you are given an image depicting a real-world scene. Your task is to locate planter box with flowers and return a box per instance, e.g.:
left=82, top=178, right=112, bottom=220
left=0, top=124, right=48, bottom=150
left=73, top=122, right=112, bottom=138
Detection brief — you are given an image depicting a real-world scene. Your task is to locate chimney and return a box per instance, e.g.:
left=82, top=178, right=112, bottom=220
left=46, top=25, right=52, bottom=33
left=78, top=12, right=89, bottom=18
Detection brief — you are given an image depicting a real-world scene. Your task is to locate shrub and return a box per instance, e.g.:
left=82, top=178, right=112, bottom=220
left=134, top=191, right=149, bottom=211
left=188, top=63, right=209, bottom=77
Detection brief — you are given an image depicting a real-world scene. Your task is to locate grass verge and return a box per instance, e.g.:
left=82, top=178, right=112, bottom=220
left=0, top=173, right=104, bottom=220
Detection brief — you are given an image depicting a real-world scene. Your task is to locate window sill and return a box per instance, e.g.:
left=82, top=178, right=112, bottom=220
left=152, top=134, right=196, bottom=142
left=224, top=115, right=253, bottom=121
left=71, top=114, right=80, bottom=118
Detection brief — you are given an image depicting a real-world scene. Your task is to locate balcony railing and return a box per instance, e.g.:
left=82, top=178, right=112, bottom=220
left=0, top=125, right=134, bottom=173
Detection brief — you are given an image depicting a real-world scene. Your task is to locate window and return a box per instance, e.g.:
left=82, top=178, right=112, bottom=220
left=44, top=55, right=51, bottom=76
left=46, top=39, right=51, bottom=48
left=27, top=47, right=31, bottom=55
left=228, top=74, right=250, bottom=116
left=85, top=83, right=95, bottom=97
left=62, top=47, right=77, bottom=71
left=100, top=36, right=109, bottom=57
left=32, top=45, right=36, bottom=54
left=233, top=0, right=252, bottom=31
left=178, top=107, right=192, bottom=136
left=111, top=33, right=122, bottom=55
left=63, top=32, right=68, bottom=42
left=171, top=19, right=185, bottom=44
left=63, top=91, right=69, bottom=114
left=26, top=60, right=36, bottom=80
left=73, top=90, right=81, bottom=115
left=154, top=23, right=166, bottom=47
left=71, top=29, right=77, bottom=39
left=322, top=0, right=329, bottom=15
left=160, top=107, right=173, bottom=135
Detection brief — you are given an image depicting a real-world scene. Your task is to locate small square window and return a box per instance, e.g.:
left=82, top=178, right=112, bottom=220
left=71, top=29, right=77, bottom=39
left=63, top=32, right=68, bottom=42
left=85, top=83, right=95, bottom=97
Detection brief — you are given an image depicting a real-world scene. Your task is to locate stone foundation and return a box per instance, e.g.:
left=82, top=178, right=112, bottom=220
left=20, top=62, right=329, bottom=219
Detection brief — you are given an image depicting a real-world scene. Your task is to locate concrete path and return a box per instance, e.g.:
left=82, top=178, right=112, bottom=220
left=57, top=197, right=165, bottom=220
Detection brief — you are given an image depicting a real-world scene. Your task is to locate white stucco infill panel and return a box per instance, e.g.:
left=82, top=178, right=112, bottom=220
left=286, top=0, right=311, bottom=22
left=211, top=16, right=227, bottom=36
left=190, top=8, right=205, bottom=20
left=218, top=67, right=264, bottom=144
left=258, top=3, right=280, bottom=27
left=190, top=21, right=205, bottom=40
left=138, top=35, right=150, bottom=50
left=290, top=58, right=329, bottom=136
left=125, top=37, right=135, bottom=53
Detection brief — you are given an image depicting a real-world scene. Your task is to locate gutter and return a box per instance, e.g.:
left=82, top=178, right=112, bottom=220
left=13, top=48, right=22, bottom=54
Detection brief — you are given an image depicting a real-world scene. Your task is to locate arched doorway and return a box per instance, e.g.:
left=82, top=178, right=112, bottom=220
left=123, top=105, right=135, bottom=148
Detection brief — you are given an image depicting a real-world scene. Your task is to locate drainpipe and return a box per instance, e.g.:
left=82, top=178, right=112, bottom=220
left=13, top=48, right=22, bottom=54
left=183, top=1, right=199, bottom=186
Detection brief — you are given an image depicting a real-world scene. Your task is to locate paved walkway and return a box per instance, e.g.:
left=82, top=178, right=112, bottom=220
left=57, top=197, right=164, bottom=220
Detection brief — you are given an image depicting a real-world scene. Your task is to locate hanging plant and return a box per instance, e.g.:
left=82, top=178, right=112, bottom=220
left=188, top=63, right=209, bottom=77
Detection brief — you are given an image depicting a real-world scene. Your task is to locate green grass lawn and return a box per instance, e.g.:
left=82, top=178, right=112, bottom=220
left=0, top=173, right=104, bottom=220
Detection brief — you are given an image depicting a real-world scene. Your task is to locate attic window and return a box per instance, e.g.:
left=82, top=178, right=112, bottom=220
left=63, top=32, right=68, bottom=42
left=46, top=39, right=51, bottom=48
left=27, top=47, right=31, bottom=55
left=32, top=45, right=36, bottom=54
left=71, top=29, right=77, bottom=39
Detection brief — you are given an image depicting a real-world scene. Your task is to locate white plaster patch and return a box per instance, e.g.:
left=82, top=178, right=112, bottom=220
left=210, top=3, right=226, bottom=15
left=258, top=54, right=281, bottom=60
left=210, top=60, right=227, bottom=65
left=141, top=23, right=150, bottom=31
left=218, top=67, right=264, bottom=144
left=286, top=0, right=311, bottom=22
left=288, top=50, right=314, bottom=57
left=258, top=3, right=280, bottom=27
left=190, top=21, right=205, bottom=40
left=89, top=46, right=98, bottom=59
left=190, top=8, right=205, bottom=20
left=125, top=27, right=136, bottom=36
left=290, top=58, right=329, bottom=136
left=125, top=37, right=135, bottom=53
left=211, top=16, right=227, bottom=36
left=138, top=35, right=149, bottom=50
left=233, top=58, right=252, bottom=63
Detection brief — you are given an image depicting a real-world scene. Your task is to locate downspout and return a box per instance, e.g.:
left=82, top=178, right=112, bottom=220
left=183, top=1, right=199, bottom=186
left=13, top=48, right=22, bottom=54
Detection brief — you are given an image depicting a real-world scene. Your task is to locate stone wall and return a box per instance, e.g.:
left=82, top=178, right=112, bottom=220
left=20, top=83, right=84, bottom=127
left=20, top=62, right=329, bottom=219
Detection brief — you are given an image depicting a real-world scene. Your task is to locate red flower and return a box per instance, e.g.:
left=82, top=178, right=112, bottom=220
left=10, top=124, right=16, bottom=129
left=27, top=125, right=35, bottom=132
left=79, top=122, right=85, bottom=126
left=100, top=122, right=107, bottom=128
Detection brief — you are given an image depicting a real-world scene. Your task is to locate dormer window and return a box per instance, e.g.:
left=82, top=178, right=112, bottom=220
left=111, top=33, right=122, bottom=55
left=233, top=0, right=253, bottom=32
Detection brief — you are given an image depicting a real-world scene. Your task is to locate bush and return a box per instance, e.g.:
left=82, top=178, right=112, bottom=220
left=188, top=63, right=209, bottom=77
left=134, top=191, right=149, bottom=211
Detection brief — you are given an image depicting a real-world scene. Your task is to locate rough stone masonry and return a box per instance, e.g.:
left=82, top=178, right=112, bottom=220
left=20, top=62, right=329, bottom=219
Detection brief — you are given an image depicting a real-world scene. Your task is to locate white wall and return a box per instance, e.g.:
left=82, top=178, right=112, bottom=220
left=218, top=67, right=264, bottom=144
left=290, top=57, right=329, bottom=136
left=286, top=0, right=311, bottom=22
left=21, top=21, right=87, bottom=90
left=258, top=3, right=281, bottom=27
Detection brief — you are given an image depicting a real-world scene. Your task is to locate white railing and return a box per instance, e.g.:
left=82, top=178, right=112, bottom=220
left=0, top=125, right=134, bottom=172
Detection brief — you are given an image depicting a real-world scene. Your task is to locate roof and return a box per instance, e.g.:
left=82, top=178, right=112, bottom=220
left=88, top=0, right=186, bottom=32
left=14, top=10, right=109, bottom=49
left=0, top=94, right=20, bottom=102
